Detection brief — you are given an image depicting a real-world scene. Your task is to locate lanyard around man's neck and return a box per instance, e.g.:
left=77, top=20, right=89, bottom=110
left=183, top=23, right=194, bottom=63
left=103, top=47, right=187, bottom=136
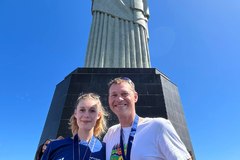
left=120, top=114, right=139, bottom=160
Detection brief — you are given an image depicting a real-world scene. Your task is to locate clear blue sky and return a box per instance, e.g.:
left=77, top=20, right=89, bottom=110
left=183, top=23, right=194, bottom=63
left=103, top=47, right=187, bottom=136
left=0, top=0, right=240, bottom=159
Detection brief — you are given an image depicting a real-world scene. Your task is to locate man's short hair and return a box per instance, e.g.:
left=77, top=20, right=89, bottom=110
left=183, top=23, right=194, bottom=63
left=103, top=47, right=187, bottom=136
left=108, top=77, right=135, bottom=91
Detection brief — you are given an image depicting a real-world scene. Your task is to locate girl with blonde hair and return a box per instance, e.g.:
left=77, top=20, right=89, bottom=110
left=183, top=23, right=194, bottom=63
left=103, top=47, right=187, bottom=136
left=42, top=93, right=107, bottom=160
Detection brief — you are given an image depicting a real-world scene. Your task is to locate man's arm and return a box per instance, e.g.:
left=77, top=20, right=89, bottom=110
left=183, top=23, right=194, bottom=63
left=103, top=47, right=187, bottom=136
left=35, top=136, right=64, bottom=160
left=157, top=119, right=192, bottom=160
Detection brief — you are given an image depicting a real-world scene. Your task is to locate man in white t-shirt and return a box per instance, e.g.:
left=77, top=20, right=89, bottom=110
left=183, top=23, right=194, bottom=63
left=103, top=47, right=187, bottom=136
left=103, top=77, right=192, bottom=160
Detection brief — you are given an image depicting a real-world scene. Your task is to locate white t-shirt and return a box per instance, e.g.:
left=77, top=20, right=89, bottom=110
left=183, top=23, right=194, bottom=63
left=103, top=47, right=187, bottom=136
left=103, top=117, right=191, bottom=160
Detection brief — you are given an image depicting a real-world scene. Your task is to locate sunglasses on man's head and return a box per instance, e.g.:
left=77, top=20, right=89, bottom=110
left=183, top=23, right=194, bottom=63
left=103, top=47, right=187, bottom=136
left=108, top=77, right=135, bottom=89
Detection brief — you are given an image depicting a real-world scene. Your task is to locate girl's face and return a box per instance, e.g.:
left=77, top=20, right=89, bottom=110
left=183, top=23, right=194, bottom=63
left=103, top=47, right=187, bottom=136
left=74, top=98, right=101, bottom=132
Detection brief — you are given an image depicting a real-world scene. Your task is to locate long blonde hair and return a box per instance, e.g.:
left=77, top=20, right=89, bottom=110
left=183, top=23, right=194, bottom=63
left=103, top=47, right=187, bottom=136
left=69, top=93, right=108, bottom=138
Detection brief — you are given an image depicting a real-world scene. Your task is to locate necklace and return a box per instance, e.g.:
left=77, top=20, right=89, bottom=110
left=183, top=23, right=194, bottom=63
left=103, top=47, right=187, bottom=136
left=73, top=134, right=96, bottom=160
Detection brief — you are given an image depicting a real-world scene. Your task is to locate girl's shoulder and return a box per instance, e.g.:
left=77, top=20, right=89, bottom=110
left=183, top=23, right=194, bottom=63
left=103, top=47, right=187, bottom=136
left=47, top=137, right=73, bottom=149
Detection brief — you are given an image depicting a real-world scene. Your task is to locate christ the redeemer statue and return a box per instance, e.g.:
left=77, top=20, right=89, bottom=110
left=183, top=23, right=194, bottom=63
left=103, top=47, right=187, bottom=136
left=85, top=0, right=151, bottom=68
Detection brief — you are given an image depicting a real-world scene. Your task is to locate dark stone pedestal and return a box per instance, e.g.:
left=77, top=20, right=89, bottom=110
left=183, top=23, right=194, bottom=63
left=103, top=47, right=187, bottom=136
left=39, top=68, right=194, bottom=158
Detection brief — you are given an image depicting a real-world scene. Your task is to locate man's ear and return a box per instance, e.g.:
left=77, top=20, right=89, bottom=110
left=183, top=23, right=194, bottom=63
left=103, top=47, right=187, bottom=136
left=134, top=91, right=138, bottom=103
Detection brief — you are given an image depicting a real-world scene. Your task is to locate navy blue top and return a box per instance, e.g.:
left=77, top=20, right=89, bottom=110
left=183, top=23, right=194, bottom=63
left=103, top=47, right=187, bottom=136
left=41, top=134, right=106, bottom=160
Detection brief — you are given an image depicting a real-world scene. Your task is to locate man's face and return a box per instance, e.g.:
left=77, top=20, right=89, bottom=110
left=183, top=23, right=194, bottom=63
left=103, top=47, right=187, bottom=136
left=108, top=82, right=138, bottom=118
